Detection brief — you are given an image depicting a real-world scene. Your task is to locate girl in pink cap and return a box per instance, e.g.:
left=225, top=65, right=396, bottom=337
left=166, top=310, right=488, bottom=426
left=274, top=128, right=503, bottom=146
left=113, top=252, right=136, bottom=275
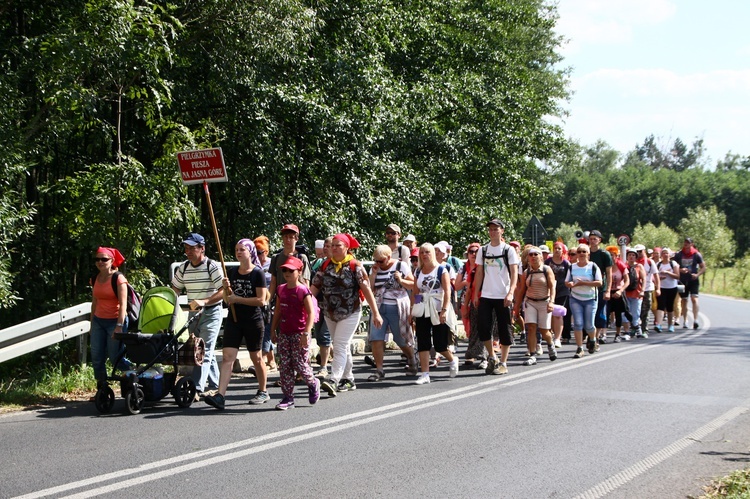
left=90, top=247, right=132, bottom=385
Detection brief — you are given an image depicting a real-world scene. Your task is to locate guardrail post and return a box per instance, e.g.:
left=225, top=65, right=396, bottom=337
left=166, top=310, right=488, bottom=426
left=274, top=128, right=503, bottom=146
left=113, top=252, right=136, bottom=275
left=76, top=334, right=87, bottom=366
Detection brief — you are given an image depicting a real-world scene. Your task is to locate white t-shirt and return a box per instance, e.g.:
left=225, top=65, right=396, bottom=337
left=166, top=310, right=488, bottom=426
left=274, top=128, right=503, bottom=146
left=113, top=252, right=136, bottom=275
left=656, top=260, right=679, bottom=289
left=642, top=258, right=658, bottom=292
left=475, top=242, right=521, bottom=299
left=566, top=262, right=602, bottom=301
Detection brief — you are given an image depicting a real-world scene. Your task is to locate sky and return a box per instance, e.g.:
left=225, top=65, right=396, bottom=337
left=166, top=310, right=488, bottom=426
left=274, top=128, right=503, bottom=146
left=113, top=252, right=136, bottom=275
left=553, top=0, right=750, bottom=166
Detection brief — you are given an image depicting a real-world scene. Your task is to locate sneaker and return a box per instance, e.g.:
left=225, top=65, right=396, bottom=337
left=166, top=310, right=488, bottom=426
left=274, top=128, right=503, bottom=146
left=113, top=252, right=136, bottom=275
left=613, top=336, right=622, bottom=343
left=667, top=325, right=675, bottom=333
left=523, top=356, right=537, bottom=366
left=654, top=325, right=662, bottom=333
left=320, top=379, right=337, bottom=397
left=573, top=347, right=584, bottom=358
left=477, top=360, right=488, bottom=370
left=554, top=339, right=562, bottom=349
left=248, top=390, right=270, bottom=405
left=364, top=355, right=376, bottom=368
left=493, top=363, right=508, bottom=375
left=204, top=393, right=225, bottom=410
left=548, top=347, right=557, bottom=362
left=693, top=322, right=699, bottom=330
left=519, top=332, right=526, bottom=344
left=367, top=370, right=385, bottom=382
left=635, top=332, right=644, bottom=338
left=449, top=358, right=459, bottom=378
left=316, top=367, right=329, bottom=378
left=640, top=332, right=649, bottom=339
left=308, top=378, right=320, bottom=405
left=406, top=362, right=418, bottom=376
left=535, top=344, right=543, bottom=356
left=621, top=334, right=631, bottom=341
left=415, top=373, right=431, bottom=385
left=683, top=322, right=689, bottom=329
left=485, top=356, right=498, bottom=375
left=275, top=396, right=294, bottom=411
left=587, top=338, right=596, bottom=354
left=337, top=379, right=356, bottom=392
left=599, top=334, right=608, bottom=344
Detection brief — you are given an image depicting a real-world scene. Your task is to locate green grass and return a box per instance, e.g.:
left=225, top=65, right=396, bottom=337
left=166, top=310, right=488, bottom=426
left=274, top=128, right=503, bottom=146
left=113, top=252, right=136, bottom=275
left=702, top=267, right=750, bottom=299
left=699, top=469, right=750, bottom=498
left=0, top=363, right=97, bottom=408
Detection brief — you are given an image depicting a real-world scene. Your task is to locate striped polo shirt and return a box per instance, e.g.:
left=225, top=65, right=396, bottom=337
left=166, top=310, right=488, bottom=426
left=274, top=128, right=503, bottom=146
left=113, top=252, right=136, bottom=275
left=171, top=258, right=224, bottom=301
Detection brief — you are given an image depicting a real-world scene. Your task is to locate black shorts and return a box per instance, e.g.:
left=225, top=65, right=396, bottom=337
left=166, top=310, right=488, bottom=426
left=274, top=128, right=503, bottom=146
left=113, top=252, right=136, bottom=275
left=223, top=317, right=264, bottom=351
left=679, top=280, right=699, bottom=298
left=477, top=298, right=513, bottom=346
left=415, top=317, right=451, bottom=353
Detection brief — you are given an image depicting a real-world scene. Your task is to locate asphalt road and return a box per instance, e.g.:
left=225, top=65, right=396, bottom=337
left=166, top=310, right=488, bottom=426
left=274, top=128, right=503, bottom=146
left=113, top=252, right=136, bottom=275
left=1, top=294, right=749, bottom=499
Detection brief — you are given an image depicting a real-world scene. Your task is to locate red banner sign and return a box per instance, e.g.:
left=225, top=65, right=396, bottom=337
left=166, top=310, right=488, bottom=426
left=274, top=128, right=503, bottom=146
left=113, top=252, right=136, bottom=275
left=176, top=148, right=228, bottom=185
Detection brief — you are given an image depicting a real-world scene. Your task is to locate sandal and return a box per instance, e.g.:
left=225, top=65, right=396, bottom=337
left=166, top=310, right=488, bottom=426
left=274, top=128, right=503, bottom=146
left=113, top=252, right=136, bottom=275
left=367, top=371, right=385, bottom=382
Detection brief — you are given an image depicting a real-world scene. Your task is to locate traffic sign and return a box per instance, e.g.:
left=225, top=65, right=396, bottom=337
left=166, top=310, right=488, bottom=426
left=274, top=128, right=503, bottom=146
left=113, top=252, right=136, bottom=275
left=522, top=216, right=549, bottom=246
left=176, top=148, right=228, bottom=185
left=617, top=234, right=631, bottom=246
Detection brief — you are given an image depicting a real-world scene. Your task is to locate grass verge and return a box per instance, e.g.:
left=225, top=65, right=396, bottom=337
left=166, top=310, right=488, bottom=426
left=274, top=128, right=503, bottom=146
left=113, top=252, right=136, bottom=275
left=699, top=469, right=750, bottom=498
left=0, top=363, right=97, bottom=412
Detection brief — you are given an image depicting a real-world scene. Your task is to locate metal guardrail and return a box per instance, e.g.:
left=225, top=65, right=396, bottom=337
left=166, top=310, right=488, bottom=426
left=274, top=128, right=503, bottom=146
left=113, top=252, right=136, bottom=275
left=0, top=303, right=92, bottom=364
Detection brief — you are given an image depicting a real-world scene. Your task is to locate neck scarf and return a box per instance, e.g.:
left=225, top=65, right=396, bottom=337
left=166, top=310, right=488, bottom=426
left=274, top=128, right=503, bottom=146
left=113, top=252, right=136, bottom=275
left=331, top=253, right=354, bottom=273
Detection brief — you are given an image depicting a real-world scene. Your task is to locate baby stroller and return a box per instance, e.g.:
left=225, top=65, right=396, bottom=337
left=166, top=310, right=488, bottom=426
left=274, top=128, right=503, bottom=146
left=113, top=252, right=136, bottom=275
left=94, top=286, right=205, bottom=415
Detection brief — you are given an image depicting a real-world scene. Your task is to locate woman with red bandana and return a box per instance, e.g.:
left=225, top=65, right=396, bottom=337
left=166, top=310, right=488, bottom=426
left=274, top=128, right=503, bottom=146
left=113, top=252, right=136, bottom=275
left=90, top=247, right=132, bottom=384
left=312, top=233, right=382, bottom=395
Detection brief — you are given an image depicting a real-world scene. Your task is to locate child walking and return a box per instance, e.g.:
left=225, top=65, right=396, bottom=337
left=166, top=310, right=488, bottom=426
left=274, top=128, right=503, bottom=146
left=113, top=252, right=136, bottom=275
left=270, top=256, right=321, bottom=410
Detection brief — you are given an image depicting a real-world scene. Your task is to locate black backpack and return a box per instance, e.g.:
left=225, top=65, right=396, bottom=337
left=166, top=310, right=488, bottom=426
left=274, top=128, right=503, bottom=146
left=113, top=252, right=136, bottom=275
left=625, top=265, right=638, bottom=291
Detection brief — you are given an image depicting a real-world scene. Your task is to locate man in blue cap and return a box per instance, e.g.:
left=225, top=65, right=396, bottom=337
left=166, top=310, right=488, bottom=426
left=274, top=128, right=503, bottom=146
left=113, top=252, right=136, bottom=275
left=171, top=233, right=225, bottom=399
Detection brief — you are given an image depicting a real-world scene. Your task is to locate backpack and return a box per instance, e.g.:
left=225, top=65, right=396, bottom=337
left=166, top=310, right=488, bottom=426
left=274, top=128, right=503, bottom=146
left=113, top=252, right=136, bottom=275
left=625, top=265, right=639, bottom=291
left=320, top=258, right=365, bottom=302
left=525, top=265, right=550, bottom=288
left=109, top=272, right=141, bottom=324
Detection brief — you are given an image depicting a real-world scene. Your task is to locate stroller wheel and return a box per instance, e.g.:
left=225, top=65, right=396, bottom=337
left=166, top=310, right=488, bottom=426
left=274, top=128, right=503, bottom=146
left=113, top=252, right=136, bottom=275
left=94, top=386, right=115, bottom=414
left=174, top=377, right=196, bottom=408
left=126, top=387, right=145, bottom=415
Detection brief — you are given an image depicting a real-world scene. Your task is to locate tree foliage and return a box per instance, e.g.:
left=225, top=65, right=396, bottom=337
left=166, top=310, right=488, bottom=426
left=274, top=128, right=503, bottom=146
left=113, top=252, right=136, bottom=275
left=0, top=0, right=570, bottom=323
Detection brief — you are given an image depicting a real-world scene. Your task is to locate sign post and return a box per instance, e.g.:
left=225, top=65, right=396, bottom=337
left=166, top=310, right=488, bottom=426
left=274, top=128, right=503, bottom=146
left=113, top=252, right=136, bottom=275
left=617, top=234, right=631, bottom=261
left=176, top=147, right=236, bottom=321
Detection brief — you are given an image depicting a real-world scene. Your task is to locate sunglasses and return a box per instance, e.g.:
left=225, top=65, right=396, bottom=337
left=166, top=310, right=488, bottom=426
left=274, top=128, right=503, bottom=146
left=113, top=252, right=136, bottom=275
left=375, top=259, right=388, bottom=265
left=385, top=231, right=397, bottom=236
left=468, top=250, right=478, bottom=255
left=282, top=268, right=298, bottom=273
left=93, top=257, right=111, bottom=262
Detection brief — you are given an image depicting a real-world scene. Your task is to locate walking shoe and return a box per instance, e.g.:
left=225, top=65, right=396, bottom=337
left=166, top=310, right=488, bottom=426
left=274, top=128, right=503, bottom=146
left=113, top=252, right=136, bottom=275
left=477, top=360, right=488, bottom=370
left=248, top=390, right=270, bottom=405
left=683, top=322, right=688, bottom=328
left=406, top=361, right=418, bottom=376
left=519, top=332, right=526, bottom=344
left=449, top=358, right=459, bottom=378
left=621, top=334, right=631, bottom=341
left=275, top=396, right=294, bottom=411
left=693, top=322, right=699, bottom=329
left=554, top=339, right=562, bottom=349
left=535, top=344, right=543, bottom=356
left=523, top=356, right=537, bottom=366
left=613, top=336, right=622, bottom=343
left=599, top=334, right=607, bottom=344
left=308, top=378, right=320, bottom=405
left=316, top=367, right=329, bottom=378
left=415, top=373, right=431, bottom=385
left=667, top=325, right=675, bottom=333
left=204, top=393, right=225, bottom=410
left=640, top=332, right=649, bottom=339
left=548, top=346, right=557, bottom=362
left=367, top=370, right=385, bottom=382
left=364, top=355, right=376, bottom=368
left=587, top=338, right=596, bottom=354
left=654, top=325, right=662, bottom=333
left=573, top=347, right=584, bottom=358
left=320, top=379, right=337, bottom=397
left=493, top=363, right=508, bottom=375
left=337, top=379, right=356, bottom=392
left=485, top=356, right=498, bottom=375
left=635, top=332, right=644, bottom=338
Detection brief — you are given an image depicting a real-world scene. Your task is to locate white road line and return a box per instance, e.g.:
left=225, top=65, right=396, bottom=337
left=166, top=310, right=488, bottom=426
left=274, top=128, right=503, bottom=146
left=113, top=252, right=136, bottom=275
left=15, top=316, right=709, bottom=499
